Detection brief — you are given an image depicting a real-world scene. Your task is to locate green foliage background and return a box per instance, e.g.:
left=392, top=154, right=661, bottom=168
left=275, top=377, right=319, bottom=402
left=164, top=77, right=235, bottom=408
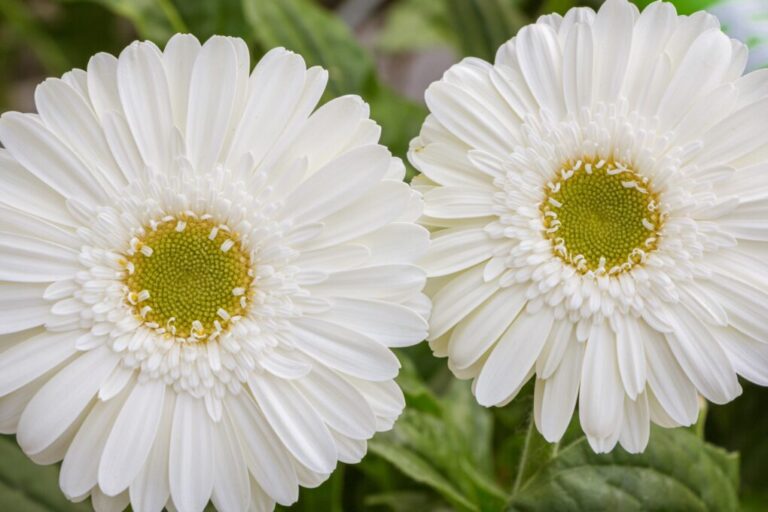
left=0, top=0, right=766, bottom=510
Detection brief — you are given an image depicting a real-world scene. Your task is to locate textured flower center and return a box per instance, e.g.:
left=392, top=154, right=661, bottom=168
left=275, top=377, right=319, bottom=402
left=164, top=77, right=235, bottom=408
left=123, top=215, right=252, bottom=341
left=541, top=159, right=662, bottom=274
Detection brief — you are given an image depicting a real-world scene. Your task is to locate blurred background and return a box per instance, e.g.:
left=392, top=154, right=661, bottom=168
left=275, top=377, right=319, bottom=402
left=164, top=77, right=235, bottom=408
left=0, top=0, right=767, bottom=510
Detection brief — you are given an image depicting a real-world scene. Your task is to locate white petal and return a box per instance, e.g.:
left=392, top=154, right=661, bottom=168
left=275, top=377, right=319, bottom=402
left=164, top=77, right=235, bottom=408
left=290, top=317, right=400, bottom=381
left=319, top=297, right=428, bottom=347
left=346, top=377, right=405, bottom=431
left=714, top=326, right=768, bottom=386
left=308, top=264, right=425, bottom=302
left=423, top=186, right=495, bottom=219
left=535, top=319, right=574, bottom=379
left=300, top=181, right=413, bottom=251
left=248, top=375, right=336, bottom=474
left=163, top=34, right=201, bottom=130
left=0, top=376, right=47, bottom=434
left=18, top=346, right=118, bottom=456
left=618, top=392, right=650, bottom=454
left=35, top=78, right=123, bottom=194
left=0, top=149, right=73, bottom=225
left=665, top=304, right=741, bottom=404
left=117, top=41, right=174, bottom=169
left=614, top=315, right=647, bottom=400
left=130, top=392, right=175, bottom=512
left=0, top=330, right=77, bottom=396
left=211, top=409, right=251, bottom=512
left=422, top=227, right=499, bottom=277
left=169, top=394, right=214, bottom=512
left=0, top=231, right=80, bottom=282
left=294, top=365, right=377, bottom=440
left=449, top=284, right=527, bottom=370
left=280, top=145, right=391, bottom=224
left=562, top=21, right=594, bottom=112
left=0, top=112, right=104, bottom=203
left=226, top=49, right=309, bottom=168
left=60, top=382, right=131, bottom=499
left=99, top=380, right=166, bottom=496
left=185, top=37, right=238, bottom=171
left=642, top=320, right=698, bottom=426
left=475, top=308, right=554, bottom=406
left=516, top=24, right=565, bottom=116
left=92, top=489, right=129, bottom=512
left=591, top=0, right=634, bottom=104
left=86, top=53, right=121, bottom=119
left=429, top=264, right=499, bottom=340
left=0, top=282, right=51, bottom=335
left=225, top=394, right=299, bottom=505
left=536, top=337, right=584, bottom=442
left=281, top=95, right=368, bottom=175
left=579, top=320, right=623, bottom=441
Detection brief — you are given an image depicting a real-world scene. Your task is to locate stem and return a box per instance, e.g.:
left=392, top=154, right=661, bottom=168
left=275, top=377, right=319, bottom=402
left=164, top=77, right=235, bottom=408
left=695, top=399, right=709, bottom=439
left=157, top=0, right=189, bottom=34
left=512, top=416, right=536, bottom=495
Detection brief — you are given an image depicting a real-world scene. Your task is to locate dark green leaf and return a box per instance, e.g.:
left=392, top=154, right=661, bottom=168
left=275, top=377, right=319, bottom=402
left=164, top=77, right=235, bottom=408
left=507, top=427, right=740, bottom=512
left=56, top=0, right=183, bottom=42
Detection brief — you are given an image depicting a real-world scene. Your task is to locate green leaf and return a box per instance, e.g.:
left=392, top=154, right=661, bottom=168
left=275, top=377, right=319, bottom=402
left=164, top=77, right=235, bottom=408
left=443, top=0, right=527, bottom=61
left=243, top=0, right=372, bottom=98
left=0, top=435, right=90, bottom=512
left=280, top=467, right=344, bottom=512
left=368, top=438, right=479, bottom=511
left=507, top=427, right=740, bottom=512
left=56, top=0, right=184, bottom=42
left=631, top=0, right=718, bottom=15
left=376, top=0, right=456, bottom=53
left=172, top=0, right=249, bottom=40
left=366, top=490, right=454, bottom=511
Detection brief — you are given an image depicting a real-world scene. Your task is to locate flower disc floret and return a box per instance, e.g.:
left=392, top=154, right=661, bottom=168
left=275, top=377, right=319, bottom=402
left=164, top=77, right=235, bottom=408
left=124, top=215, right=252, bottom=341
left=541, top=159, right=663, bottom=274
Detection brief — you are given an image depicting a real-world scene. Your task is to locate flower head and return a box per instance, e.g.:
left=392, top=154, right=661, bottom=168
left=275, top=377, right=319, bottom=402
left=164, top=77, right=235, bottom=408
left=0, top=35, right=428, bottom=511
left=411, top=0, right=768, bottom=453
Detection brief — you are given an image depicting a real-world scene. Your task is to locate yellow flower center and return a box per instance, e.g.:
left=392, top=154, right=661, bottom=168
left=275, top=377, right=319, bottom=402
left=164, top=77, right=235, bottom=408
left=541, top=159, right=663, bottom=274
left=123, top=215, right=252, bottom=341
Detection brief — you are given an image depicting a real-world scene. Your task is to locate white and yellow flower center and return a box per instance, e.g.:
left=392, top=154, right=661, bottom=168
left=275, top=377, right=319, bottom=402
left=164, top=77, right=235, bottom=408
left=541, top=159, right=663, bottom=275
left=122, top=215, right=253, bottom=342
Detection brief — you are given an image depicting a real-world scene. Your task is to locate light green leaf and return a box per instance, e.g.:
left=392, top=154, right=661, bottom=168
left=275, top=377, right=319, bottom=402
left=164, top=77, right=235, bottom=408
left=0, top=435, right=90, bottom=512
left=376, top=0, right=456, bottom=53
left=507, top=427, right=740, bottom=512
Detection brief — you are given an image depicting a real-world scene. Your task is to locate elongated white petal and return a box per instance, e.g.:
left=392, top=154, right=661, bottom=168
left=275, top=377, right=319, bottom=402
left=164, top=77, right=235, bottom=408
left=99, top=380, right=166, bottom=495
left=18, top=347, right=118, bottom=456
left=169, top=394, right=214, bottom=512
left=475, top=308, right=554, bottom=406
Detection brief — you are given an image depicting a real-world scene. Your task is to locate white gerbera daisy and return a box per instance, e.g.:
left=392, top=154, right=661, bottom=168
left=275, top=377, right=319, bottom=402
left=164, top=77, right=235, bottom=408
left=0, top=35, right=428, bottom=511
left=411, top=0, right=768, bottom=453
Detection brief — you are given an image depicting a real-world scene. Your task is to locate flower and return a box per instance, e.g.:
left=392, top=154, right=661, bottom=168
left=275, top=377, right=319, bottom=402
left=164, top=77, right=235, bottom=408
left=710, top=0, right=768, bottom=70
left=410, top=0, right=768, bottom=453
left=0, top=35, right=429, bottom=511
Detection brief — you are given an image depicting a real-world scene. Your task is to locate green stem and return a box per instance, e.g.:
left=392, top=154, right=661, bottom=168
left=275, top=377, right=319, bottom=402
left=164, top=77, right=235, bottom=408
left=695, top=399, right=709, bottom=439
left=157, top=0, right=189, bottom=33
left=512, top=416, right=536, bottom=495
